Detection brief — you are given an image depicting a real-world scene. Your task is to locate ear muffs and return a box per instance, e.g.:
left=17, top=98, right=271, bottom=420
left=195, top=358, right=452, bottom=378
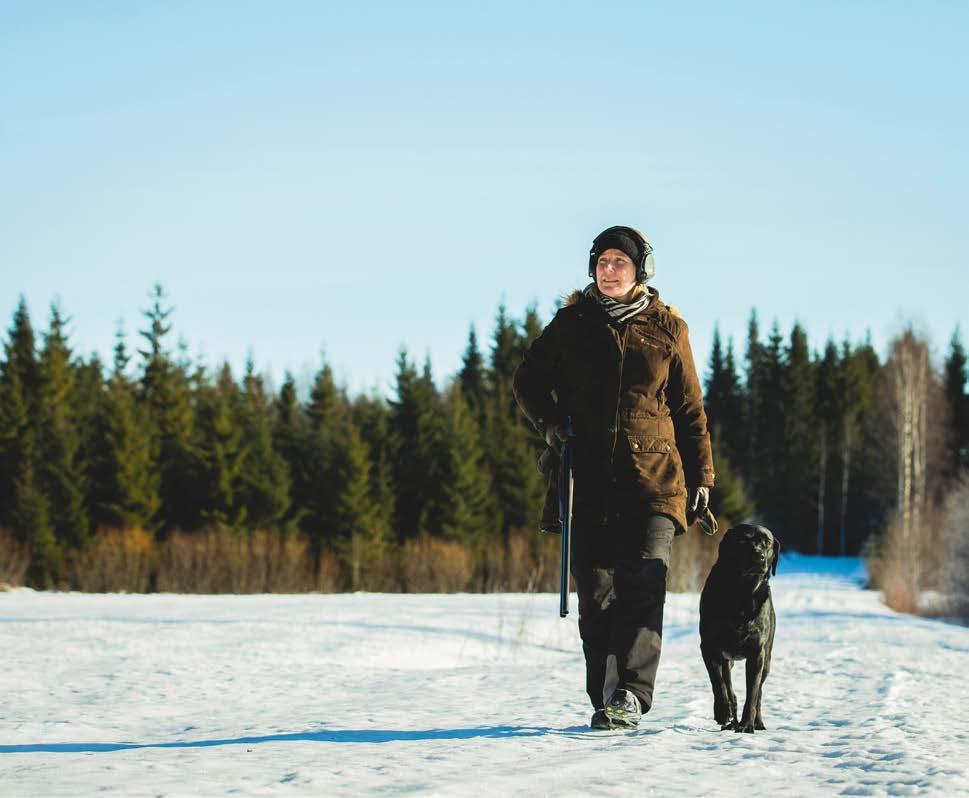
left=770, top=536, right=781, bottom=576
left=588, top=226, right=655, bottom=284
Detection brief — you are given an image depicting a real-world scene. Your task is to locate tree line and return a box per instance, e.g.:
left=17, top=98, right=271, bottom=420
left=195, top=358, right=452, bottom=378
left=0, top=284, right=966, bottom=592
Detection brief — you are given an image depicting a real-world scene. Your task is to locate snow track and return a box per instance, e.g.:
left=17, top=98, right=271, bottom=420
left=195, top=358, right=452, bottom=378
left=2, top=556, right=968, bottom=796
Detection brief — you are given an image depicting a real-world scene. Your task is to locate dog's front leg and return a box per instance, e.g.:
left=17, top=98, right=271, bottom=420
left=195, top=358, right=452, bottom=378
left=702, top=649, right=735, bottom=730
left=736, top=651, right=766, bottom=734
left=723, top=659, right=738, bottom=729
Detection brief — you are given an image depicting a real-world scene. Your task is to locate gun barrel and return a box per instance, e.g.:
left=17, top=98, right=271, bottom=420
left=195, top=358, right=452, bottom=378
left=559, top=420, right=574, bottom=617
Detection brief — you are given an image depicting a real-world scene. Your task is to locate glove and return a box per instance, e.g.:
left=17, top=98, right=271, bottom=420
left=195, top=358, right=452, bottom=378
left=544, top=423, right=568, bottom=450
left=692, top=507, right=719, bottom=536
left=687, top=486, right=710, bottom=526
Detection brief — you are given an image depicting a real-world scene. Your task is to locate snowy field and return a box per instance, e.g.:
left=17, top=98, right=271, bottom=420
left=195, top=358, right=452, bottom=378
left=2, top=556, right=969, bottom=797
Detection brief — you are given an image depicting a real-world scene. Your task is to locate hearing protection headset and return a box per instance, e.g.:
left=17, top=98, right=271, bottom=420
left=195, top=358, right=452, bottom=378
left=588, top=226, right=655, bottom=284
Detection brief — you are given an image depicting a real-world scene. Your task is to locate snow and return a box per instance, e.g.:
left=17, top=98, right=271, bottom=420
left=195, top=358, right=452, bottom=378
left=2, top=556, right=969, bottom=797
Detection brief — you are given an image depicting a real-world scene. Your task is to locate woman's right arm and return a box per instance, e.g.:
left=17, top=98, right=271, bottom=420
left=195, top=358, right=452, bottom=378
left=512, top=311, right=566, bottom=441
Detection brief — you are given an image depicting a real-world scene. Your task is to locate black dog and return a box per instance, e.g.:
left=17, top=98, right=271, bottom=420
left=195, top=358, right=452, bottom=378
left=699, top=523, right=780, bottom=734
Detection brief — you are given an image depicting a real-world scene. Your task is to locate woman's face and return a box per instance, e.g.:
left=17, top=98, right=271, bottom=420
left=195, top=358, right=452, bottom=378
left=595, top=249, right=638, bottom=301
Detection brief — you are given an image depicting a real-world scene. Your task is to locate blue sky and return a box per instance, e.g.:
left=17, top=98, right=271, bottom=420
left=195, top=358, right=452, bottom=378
left=2, top=1, right=966, bottom=398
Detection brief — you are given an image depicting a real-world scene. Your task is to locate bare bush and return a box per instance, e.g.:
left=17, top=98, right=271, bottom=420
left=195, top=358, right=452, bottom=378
left=315, top=549, right=343, bottom=592
left=155, top=527, right=318, bottom=593
left=0, top=528, right=30, bottom=588
left=867, top=505, right=946, bottom=614
left=70, top=527, right=157, bottom=592
left=942, top=473, right=969, bottom=617
left=400, top=535, right=474, bottom=592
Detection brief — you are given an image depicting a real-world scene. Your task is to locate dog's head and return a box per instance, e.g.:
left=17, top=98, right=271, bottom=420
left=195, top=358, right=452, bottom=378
left=718, top=524, right=780, bottom=578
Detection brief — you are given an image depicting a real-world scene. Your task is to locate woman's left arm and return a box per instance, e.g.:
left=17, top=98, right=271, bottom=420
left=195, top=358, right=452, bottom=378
left=666, top=319, right=716, bottom=489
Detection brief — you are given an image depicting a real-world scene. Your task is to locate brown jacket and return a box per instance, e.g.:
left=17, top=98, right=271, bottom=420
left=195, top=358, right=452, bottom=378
left=512, top=287, right=715, bottom=534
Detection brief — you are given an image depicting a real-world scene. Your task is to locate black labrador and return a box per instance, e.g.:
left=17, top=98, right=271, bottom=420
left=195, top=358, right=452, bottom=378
left=699, top=523, right=780, bottom=734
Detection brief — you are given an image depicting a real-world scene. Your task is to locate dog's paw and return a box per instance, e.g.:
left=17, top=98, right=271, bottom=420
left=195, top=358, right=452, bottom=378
left=754, top=719, right=766, bottom=731
left=734, top=721, right=756, bottom=734
left=720, top=720, right=738, bottom=731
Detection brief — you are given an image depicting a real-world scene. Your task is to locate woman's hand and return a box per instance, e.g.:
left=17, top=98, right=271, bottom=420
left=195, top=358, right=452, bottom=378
left=687, top=486, right=710, bottom=525
left=544, top=423, right=568, bottom=449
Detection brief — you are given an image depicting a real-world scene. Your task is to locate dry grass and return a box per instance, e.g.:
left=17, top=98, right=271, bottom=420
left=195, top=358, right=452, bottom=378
left=0, top=527, right=30, bottom=588
left=155, top=528, right=318, bottom=593
left=71, top=527, right=157, bottom=592
left=9, top=522, right=726, bottom=594
left=866, top=504, right=946, bottom=615
left=400, top=535, right=475, bottom=592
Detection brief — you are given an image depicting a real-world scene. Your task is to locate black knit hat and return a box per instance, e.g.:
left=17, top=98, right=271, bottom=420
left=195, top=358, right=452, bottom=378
left=588, top=226, right=655, bottom=283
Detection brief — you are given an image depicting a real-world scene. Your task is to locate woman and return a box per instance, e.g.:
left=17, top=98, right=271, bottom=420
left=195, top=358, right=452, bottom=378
left=513, top=225, right=715, bottom=730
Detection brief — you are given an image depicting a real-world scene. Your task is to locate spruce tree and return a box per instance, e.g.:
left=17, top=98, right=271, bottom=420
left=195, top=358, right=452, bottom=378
left=303, top=356, right=346, bottom=548
left=93, top=327, right=161, bottom=531
left=483, top=397, right=542, bottom=538
left=332, top=416, right=384, bottom=589
left=742, top=309, right=765, bottom=478
left=272, top=371, right=310, bottom=532
left=138, top=284, right=201, bottom=533
left=36, top=303, right=89, bottom=549
left=778, top=322, right=817, bottom=550
left=814, top=339, right=840, bottom=553
left=438, top=385, right=498, bottom=548
left=351, top=392, right=395, bottom=535
left=458, top=324, right=486, bottom=417
left=705, top=325, right=745, bottom=467
left=240, top=356, right=292, bottom=531
left=197, top=362, right=248, bottom=529
left=0, top=297, right=40, bottom=529
left=709, top=436, right=755, bottom=527
left=944, top=328, right=969, bottom=475
left=839, top=335, right=884, bottom=552
left=14, top=429, right=59, bottom=586
left=489, top=303, right=522, bottom=415
left=388, top=349, right=441, bottom=540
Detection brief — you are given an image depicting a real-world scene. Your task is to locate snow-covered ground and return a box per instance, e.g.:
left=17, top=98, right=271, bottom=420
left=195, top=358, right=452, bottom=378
left=2, top=555, right=968, bottom=797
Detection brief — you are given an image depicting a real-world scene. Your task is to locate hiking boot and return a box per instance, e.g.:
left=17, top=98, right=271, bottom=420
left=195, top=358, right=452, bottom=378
left=590, top=708, right=612, bottom=730
left=603, top=688, right=642, bottom=729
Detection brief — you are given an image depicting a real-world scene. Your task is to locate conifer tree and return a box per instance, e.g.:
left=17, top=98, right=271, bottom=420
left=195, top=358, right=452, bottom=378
left=839, top=335, right=883, bottom=552
left=332, top=416, right=384, bottom=589
left=93, top=326, right=161, bottom=531
left=489, top=303, right=522, bottom=413
left=14, top=430, right=59, bottom=586
left=388, top=349, right=442, bottom=539
left=0, top=297, right=40, bottom=529
left=138, top=284, right=201, bottom=532
left=778, top=322, right=817, bottom=550
left=944, top=328, right=969, bottom=475
left=742, top=309, right=765, bottom=477
left=709, top=436, right=755, bottom=527
left=746, top=318, right=786, bottom=529
left=36, top=303, right=89, bottom=549
left=705, top=325, right=745, bottom=467
left=272, top=371, right=311, bottom=532
left=303, top=355, right=346, bottom=547
left=483, top=398, right=543, bottom=538
left=197, top=362, right=248, bottom=529
left=458, top=325, right=486, bottom=417
left=240, top=356, right=292, bottom=531
left=438, top=385, right=498, bottom=547
left=519, top=303, right=543, bottom=350
left=814, top=339, right=841, bottom=553
left=351, top=392, right=395, bottom=534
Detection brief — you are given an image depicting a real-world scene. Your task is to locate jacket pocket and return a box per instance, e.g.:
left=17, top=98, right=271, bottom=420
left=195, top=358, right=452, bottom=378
left=625, top=433, right=683, bottom=497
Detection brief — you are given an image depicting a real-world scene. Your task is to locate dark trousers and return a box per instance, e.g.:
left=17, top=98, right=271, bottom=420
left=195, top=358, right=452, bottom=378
left=571, top=513, right=675, bottom=713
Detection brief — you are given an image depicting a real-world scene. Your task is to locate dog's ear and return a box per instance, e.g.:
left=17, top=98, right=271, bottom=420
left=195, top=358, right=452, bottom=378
left=770, top=536, right=781, bottom=576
